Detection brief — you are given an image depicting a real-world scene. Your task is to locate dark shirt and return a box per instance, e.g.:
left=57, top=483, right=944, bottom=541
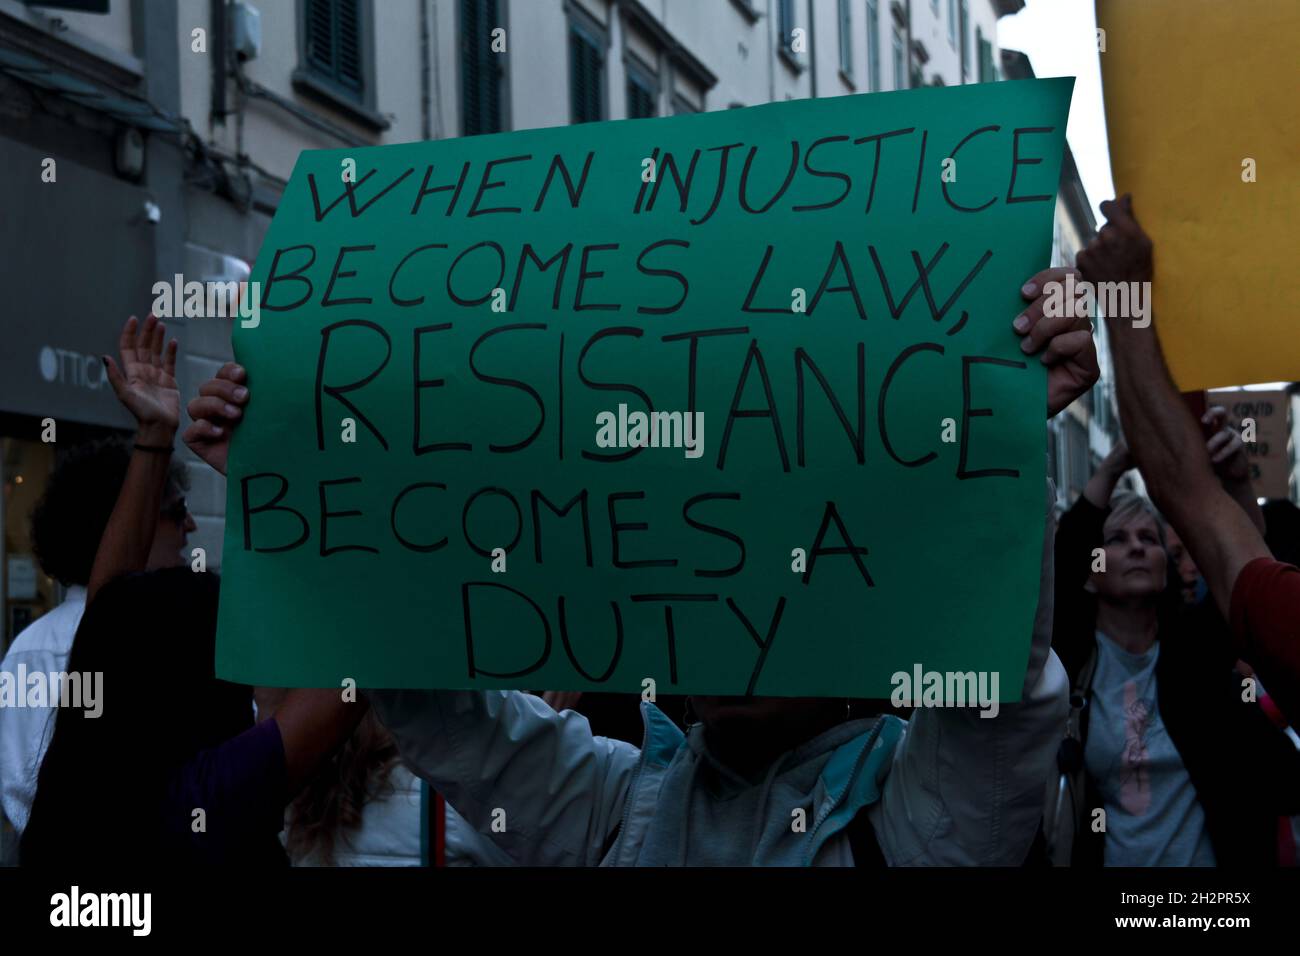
left=163, top=717, right=288, bottom=865
left=21, top=569, right=289, bottom=866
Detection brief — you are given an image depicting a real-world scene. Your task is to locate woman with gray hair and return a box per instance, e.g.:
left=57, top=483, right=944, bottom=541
left=1047, top=435, right=1300, bottom=867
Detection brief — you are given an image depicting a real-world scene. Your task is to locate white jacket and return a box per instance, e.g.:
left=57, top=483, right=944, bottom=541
left=0, top=587, right=87, bottom=836
left=371, top=491, right=1066, bottom=865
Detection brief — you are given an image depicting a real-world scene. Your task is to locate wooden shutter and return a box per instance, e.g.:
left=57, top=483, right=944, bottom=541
left=304, top=0, right=364, bottom=95
left=305, top=0, right=335, bottom=75
left=627, top=74, right=655, bottom=119
left=462, top=0, right=502, bottom=135
left=336, top=0, right=362, bottom=91
left=570, top=25, right=604, bottom=124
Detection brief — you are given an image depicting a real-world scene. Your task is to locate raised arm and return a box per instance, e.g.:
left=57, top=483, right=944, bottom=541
left=1078, top=197, right=1300, bottom=720
left=1083, top=441, right=1131, bottom=509
left=370, top=688, right=640, bottom=865
left=87, top=315, right=181, bottom=603
left=1076, top=196, right=1270, bottom=619
left=1203, top=404, right=1267, bottom=536
left=179, top=362, right=365, bottom=798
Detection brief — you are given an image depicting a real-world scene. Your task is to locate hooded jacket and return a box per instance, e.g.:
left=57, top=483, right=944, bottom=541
left=371, top=486, right=1066, bottom=866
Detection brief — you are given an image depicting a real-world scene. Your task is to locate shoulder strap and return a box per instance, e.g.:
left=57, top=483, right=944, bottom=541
left=1069, top=647, right=1098, bottom=737
left=1043, top=647, right=1097, bottom=863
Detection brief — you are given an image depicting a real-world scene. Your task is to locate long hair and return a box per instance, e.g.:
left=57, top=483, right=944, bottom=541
left=20, top=568, right=254, bottom=865
left=284, top=710, right=401, bottom=866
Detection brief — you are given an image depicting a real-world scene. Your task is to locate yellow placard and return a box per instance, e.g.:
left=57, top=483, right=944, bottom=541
left=1097, top=0, right=1300, bottom=389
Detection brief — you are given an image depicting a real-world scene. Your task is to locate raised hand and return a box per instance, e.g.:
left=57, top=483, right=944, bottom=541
left=103, top=314, right=180, bottom=444
left=1100, top=438, right=1133, bottom=476
left=183, top=362, right=248, bottom=476
left=1203, top=406, right=1250, bottom=486
left=1077, top=194, right=1153, bottom=288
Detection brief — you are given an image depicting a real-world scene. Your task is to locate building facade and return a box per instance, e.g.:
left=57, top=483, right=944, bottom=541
left=1, top=0, right=1115, bottom=860
left=0, top=0, right=1046, bottom=630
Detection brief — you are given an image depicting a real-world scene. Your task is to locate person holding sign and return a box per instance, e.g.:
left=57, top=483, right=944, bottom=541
left=21, top=317, right=368, bottom=866
left=185, top=266, right=1096, bottom=866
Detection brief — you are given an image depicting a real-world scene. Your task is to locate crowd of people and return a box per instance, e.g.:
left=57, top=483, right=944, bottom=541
left=1, top=195, right=1297, bottom=867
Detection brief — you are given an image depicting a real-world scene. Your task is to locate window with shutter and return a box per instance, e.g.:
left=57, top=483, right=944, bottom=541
left=305, top=0, right=334, bottom=75
left=979, top=34, right=995, bottom=83
left=303, top=0, right=364, bottom=99
left=778, top=0, right=795, bottom=52
left=336, top=0, right=362, bottom=90
left=627, top=67, right=657, bottom=119
left=462, top=0, right=504, bottom=135
left=569, top=22, right=605, bottom=124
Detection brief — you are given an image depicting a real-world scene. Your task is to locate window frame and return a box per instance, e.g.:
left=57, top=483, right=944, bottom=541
left=624, top=52, right=659, bottom=119
left=293, top=0, right=388, bottom=131
left=977, top=28, right=996, bottom=83
left=566, top=2, right=608, bottom=124
left=775, top=0, right=803, bottom=73
left=777, top=0, right=796, bottom=52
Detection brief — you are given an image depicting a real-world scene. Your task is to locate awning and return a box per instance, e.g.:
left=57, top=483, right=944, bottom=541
left=0, top=44, right=181, bottom=132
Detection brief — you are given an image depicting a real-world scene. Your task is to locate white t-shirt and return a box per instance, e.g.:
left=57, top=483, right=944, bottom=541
left=1084, top=631, right=1215, bottom=866
left=0, top=586, right=87, bottom=835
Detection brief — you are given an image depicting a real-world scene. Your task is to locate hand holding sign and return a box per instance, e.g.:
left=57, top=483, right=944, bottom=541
left=1010, top=266, right=1099, bottom=418
left=183, top=361, right=248, bottom=474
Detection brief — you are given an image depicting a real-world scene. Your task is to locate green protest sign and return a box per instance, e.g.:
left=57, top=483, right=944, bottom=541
left=216, top=77, right=1074, bottom=699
